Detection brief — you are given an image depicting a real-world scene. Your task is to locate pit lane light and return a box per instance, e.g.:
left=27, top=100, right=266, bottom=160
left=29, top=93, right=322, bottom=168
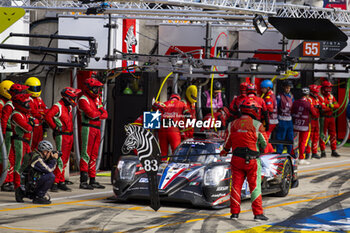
left=253, top=15, right=268, bottom=35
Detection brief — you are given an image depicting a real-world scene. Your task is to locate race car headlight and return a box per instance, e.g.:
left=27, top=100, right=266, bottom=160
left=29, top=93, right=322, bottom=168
left=117, top=160, right=137, bottom=182
left=204, top=166, right=226, bottom=186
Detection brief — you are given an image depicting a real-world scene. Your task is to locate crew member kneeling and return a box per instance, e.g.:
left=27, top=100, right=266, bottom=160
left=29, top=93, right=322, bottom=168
left=220, top=99, right=268, bottom=221
left=15, top=140, right=58, bottom=204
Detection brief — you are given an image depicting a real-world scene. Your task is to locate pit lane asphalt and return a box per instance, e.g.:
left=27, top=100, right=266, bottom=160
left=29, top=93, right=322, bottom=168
left=0, top=148, right=349, bottom=233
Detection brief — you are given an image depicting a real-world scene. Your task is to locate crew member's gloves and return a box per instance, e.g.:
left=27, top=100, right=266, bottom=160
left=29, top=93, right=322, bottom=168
left=55, top=126, right=62, bottom=132
left=220, top=148, right=229, bottom=157
left=28, top=117, right=35, bottom=127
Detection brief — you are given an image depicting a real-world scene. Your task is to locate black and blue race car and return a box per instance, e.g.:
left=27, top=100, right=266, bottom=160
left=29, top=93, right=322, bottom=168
left=112, top=134, right=298, bottom=209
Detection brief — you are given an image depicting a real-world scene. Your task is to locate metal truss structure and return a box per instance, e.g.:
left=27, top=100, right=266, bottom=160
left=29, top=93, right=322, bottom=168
left=2, top=0, right=350, bottom=26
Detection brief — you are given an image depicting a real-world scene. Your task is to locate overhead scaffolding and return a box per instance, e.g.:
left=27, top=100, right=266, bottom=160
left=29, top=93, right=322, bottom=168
left=3, top=0, right=350, bottom=26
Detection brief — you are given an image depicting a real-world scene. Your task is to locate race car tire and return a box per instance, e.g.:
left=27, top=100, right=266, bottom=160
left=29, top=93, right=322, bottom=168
left=274, top=159, right=292, bottom=197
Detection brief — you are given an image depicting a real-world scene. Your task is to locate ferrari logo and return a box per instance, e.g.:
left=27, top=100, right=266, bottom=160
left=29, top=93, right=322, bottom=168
left=0, top=8, right=25, bottom=34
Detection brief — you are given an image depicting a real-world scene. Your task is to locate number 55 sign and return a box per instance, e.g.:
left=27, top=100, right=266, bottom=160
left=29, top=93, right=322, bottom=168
left=303, top=42, right=320, bottom=56
left=290, top=41, right=347, bottom=58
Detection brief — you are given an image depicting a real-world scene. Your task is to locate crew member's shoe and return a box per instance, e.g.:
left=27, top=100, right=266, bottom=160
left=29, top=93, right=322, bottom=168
left=305, top=153, right=311, bottom=160
left=311, top=153, right=321, bottom=159
left=331, top=150, right=340, bottom=157
left=230, top=214, right=239, bottom=220
left=15, top=188, right=25, bottom=203
left=33, top=196, right=51, bottom=204
left=65, top=180, right=74, bottom=185
left=50, top=183, right=59, bottom=192
left=58, top=182, right=71, bottom=191
left=90, top=178, right=105, bottom=189
left=320, top=151, right=326, bottom=158
left=1, top=182, right=14, bottom=192
left=254, top=214, right=269, bottom=221
left=299, top=159, right=311, bottom=165
left=80, top=171, right=94, bottom=190
left=79, top=182, right=94, bottom=190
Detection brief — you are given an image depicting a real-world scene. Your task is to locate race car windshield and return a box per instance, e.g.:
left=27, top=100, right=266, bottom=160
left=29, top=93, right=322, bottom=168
left=171, top=143, right=217, bottom=163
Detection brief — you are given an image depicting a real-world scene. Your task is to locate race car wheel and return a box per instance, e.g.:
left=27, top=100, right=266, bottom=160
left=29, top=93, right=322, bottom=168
left=274, top=159, right=292, bottom=197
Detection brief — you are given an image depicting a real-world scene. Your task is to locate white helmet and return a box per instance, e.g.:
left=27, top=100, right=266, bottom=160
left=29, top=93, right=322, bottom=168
left=38, top=140, right=53, bottom=152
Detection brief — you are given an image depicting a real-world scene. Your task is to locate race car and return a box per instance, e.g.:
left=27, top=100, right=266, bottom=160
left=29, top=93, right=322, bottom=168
left=112, top=133, right=298, bottom=209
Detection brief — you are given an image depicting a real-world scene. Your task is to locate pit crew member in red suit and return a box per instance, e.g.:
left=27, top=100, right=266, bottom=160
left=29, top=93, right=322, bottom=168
left=78, top=78, right=108, bottom=190
left=305, top=85, right=322, bottom=160
left=45, top=87, right=81, bottom=192
left=220, top=99, right=268, bottom=221
left=25, top=77, right=48, bottom=151
left=319, top=80, right=340, bottom=158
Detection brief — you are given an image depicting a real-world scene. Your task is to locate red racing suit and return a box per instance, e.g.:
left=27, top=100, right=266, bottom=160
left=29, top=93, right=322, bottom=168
left=181, top=99, right=196, bottom=140
left=0, top=97, right=6, bottom=167
left=222, top=115, right=267, bottom=216
left=78, top=93, right=108, bottom=178
left=156, top=95, right=188, bottom=160
left=2, top=100, right=15, bottom=183
left=29, top=97, right=47, bottom=150
left=10, top=110, right=33, bottom=188
left=45, top=100, right=74, bottom=184
left=229, top=94, right=246, bottom=120
left=262, top=90, right=278, bottom=138
left=319, top=93, right=339, bottom=151
left=306, top=95, right=322, bottom=154
left=291, top=97, right=318, bottom=159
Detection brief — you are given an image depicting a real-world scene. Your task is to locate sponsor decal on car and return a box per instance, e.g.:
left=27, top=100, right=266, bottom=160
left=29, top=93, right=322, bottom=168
left=139, top=178, right=149, bottom=183
left=216, top=186, right=229, bottom=191
left=211, top=193, right=227, bottom=198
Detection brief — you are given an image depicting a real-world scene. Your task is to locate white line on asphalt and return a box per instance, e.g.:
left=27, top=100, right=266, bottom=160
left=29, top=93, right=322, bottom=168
left=0, top=190, right=113, bottom=207
left=299, top=159, right=350, bottom=169
left=51, top=190, right=113, bottom=201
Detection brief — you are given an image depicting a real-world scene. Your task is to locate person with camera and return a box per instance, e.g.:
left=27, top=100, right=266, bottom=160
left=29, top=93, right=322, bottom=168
left=16, top=140, right=58, bottom=204
left=45, top=87, right=81, bottom=192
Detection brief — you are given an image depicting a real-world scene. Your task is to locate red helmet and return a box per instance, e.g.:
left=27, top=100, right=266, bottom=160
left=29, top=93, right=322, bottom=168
left=240, top=82, right=249, bottom=94
left=84, top=77, right=103, bottom=98
left=321, top=80, right=333, bottom=93
left=61, top=87, right=82, bottom=106
left=247, top=83, right=257, bottom=95
left=12, top=93, right=31, bottom=113
left=8, top=84, right=29, bottom=98
left=170, top=93, right=181, bottom=101
left=309, top=84, right=320, bottom=95
left=240, top=98, right=260, bottom=119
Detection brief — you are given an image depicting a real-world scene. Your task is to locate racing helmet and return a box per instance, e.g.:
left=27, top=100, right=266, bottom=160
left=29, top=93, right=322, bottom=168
left=61, top=87, right=82, bottom=106
left=240, top=98, right=260, bottom=119
left=84, top=77, right=103, bottom=98
left=240, top=82, right=249, bottom=94
left=186, top=85, right=197, bottom=104
left=213, top=81, right=222, bottom=92
left=12, top=93, right=31, bottom=113
left=301, top=87, right=310, bottom=95
left=321, top=80, right=333, bottom=94
left=309, top=84, right=320, bottom=95
left=25, top=77, right=41, bottom=98
left=0, top=80, right=14, bottom=100
left=260, top=80, right=273, bottom=89
left=38, top=140, right=54, bottom=152
left=8, top=84, right=29, bottom=98
left=246, top=83, right=257, bottom=95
